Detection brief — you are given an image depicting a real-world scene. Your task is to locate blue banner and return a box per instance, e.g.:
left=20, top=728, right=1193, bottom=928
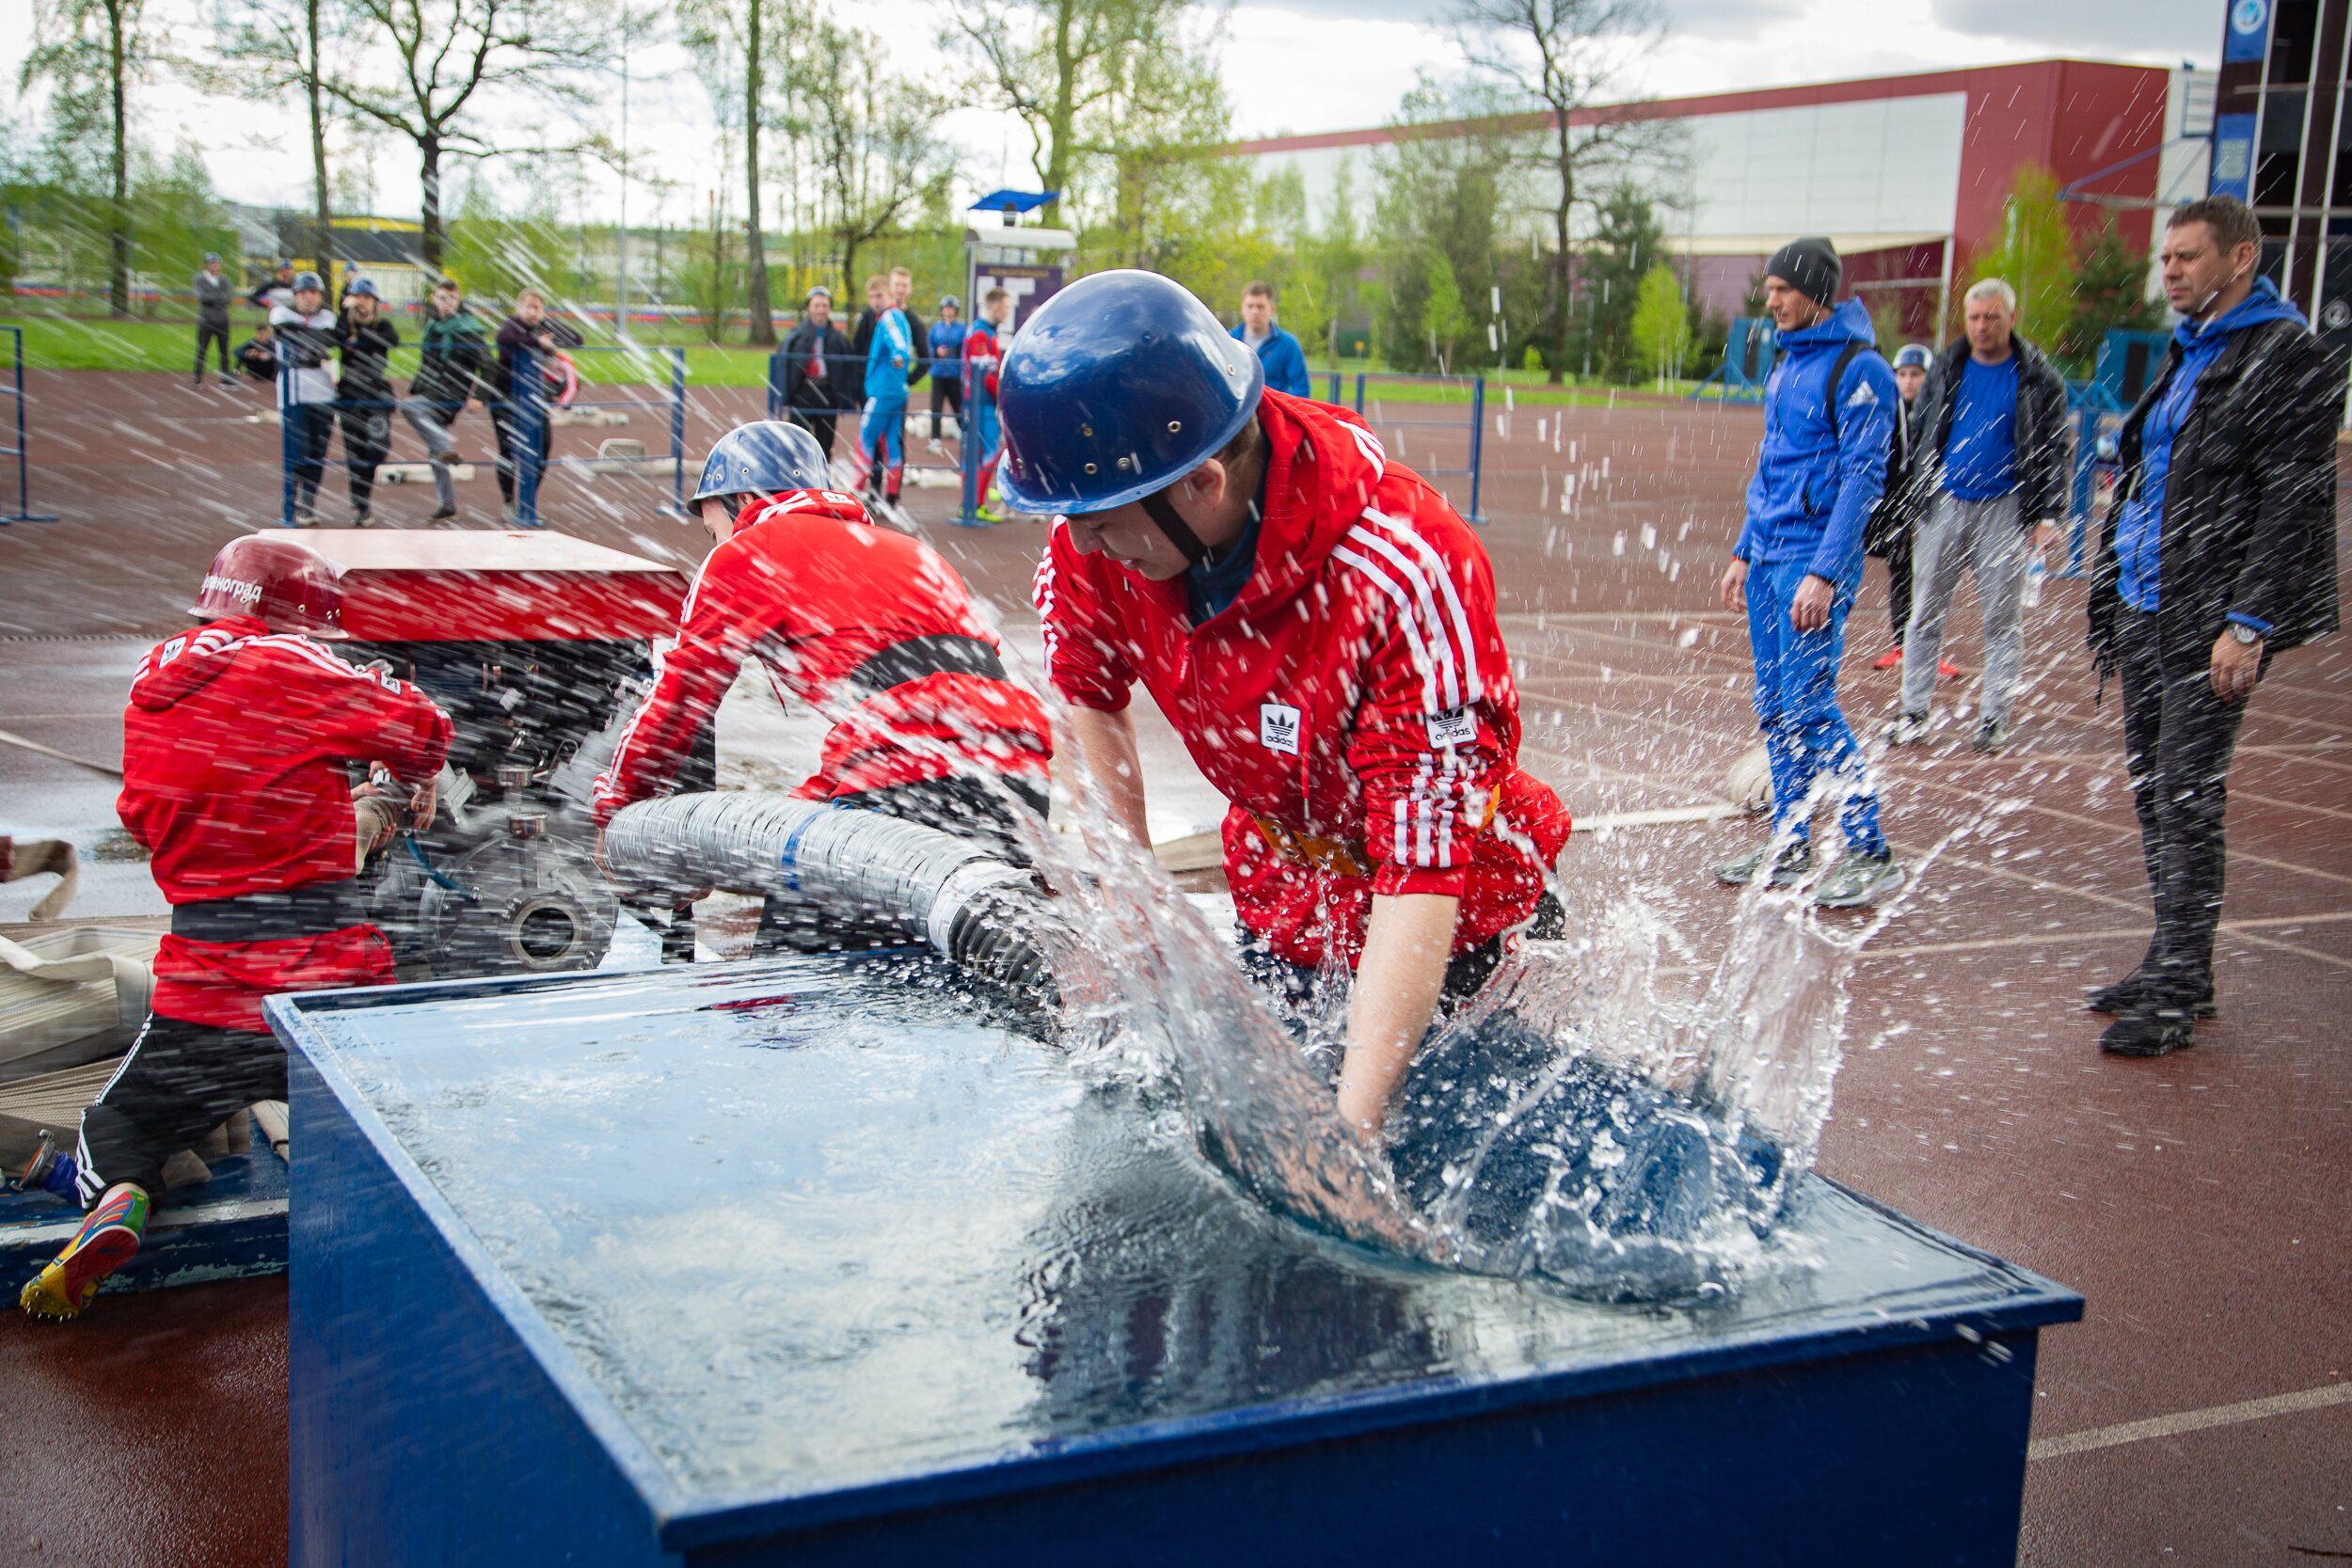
left=2223, top=0, right=2271, bottom=63
left=2210, top=111, right=2257, bottom=200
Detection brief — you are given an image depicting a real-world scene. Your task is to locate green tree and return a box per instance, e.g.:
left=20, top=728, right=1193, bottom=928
left=2059, top=216, right=2161, bottom=375
left=206, top=0, right=353, bottom=277
left=682, top=0, right=788, bottom=345
left=1452, top=0, right=1680, bottom=382
left=22, top=0, right=150, bottom=316
left=1573, top=182, right=1664, bottom=382
left=1971, top=163, right=2075, bottom=350
left=1627, top=261, right=1686, bottom=384
left=1373, top=82, right=1535, bottom=373
left=1420, top=248, right=1471, bottom=367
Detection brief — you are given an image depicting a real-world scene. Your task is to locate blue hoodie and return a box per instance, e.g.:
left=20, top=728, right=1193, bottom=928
left=2115, top=277, right=2308, bottom=621
left=1735, top=298, right=1898, bottom=583
left=1231, top=322, right=1311, bottom=399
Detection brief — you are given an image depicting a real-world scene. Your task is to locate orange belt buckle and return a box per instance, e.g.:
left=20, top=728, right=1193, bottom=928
left=1251, top=816, right=1372, bottom=879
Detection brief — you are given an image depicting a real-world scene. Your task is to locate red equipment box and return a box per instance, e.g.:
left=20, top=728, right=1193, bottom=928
left=289, top=530, right=688, bottom=642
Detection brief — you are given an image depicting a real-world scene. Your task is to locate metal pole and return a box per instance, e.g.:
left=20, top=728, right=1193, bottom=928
left=1327, top=369, right=1339, bottom=404
left=1354, top=372, right=1366, bottom=416
left=1468, top=375, right=1486, bottom=526
left=616, top=50, right=629, bottom=338
left=668, top=348, right=688, bottom=515
left=515, top=345, right=544, bottom=527
left=278, top=359, right=300, bottom=527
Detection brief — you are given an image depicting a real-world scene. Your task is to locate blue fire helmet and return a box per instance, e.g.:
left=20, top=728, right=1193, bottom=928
left=203, top=251, right=221, bottom=264
left=691, top=420, right=833, bottom=506
left=939, top=294, right=960, bottom=311
left=346, top=277, right=380, bottom=299
left=293, top=271, right=325, bottom=293
left=1894, top=343, right=1932, bottom=371
left=995, top=269, right=1263, bottom=516
left=805, top=285, right=832, bottom=303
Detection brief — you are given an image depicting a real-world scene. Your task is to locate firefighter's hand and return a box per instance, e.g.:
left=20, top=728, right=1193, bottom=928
left=1790, top=574, right=1835, bottom=633
left=407, top=777, right=437, bottom=831
left=1718, top=557, right=1749, bottom=613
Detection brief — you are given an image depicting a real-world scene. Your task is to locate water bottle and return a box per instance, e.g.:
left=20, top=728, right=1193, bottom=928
left=2022, top=548, right=2046, bottom=609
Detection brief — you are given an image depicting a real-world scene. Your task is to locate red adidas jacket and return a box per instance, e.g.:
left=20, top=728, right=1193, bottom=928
left=594, top=489, right=1053, bottom=819
left=1035, top=388, right=1570, bottom=969
left=118, top=616, right=453, bottom=1031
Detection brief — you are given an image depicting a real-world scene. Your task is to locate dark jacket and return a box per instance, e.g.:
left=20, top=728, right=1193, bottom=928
left=1864, top=391, right=1927, bottom=557
left=780, top=319, right=853, bottom=410
left=492, top=313, right=584, bottom=401
left=410, top=305, right=492, bottom=406
left=2090, top=311, right=2343, bottom=672
left=193, top=270, right=235, bottom=325
left=335, top=311, right=400, bottom=401
left=1912, top=333, right=2071, bottom=524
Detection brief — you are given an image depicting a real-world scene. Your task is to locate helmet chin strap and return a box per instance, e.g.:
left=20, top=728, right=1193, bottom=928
left=1139, top=485, right=1214, bottom=566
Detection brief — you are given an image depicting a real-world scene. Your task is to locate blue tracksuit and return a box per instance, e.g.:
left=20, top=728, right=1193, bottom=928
left=858, top=308, right=913, bottom=496
left=1232, top=323, right=1311, bottom=399
left=1736, top=298, right=1897, bottom=853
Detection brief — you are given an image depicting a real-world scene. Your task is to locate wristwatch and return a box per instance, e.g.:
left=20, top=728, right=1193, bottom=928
left=2229, top=622, right=2263, bottom=645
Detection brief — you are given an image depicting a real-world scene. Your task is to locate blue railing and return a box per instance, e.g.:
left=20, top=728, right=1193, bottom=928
left=2063, top=380, right=2126, bottom=578
left=0, top=326, right=59, bottom=524
left=1325, top=370, right=1486, bottom=525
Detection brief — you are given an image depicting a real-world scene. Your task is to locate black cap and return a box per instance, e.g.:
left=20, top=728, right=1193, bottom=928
left=1765, top=236, right=1841, bottom=306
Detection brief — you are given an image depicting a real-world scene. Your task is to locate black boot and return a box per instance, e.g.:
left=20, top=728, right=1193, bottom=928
left=2085, top=970, right=2216, bottom=1019
left=2099, top=1005, right=2198, bottom=1058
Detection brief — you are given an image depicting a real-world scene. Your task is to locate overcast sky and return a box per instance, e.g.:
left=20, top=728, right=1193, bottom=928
left=1, top=0, right=2226, bottom=230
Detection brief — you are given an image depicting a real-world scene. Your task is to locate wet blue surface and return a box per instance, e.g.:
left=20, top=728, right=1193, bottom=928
left=285, top=954, right=2074, bottom=1509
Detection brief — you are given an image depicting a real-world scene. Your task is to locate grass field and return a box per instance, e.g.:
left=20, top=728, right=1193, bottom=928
left=0, top=308, right=1699, bottom=403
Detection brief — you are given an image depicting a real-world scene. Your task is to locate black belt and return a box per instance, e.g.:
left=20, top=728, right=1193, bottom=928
left=842, top=634, right=1006, bottom=700
left=169, top=879, right=369, bottom=944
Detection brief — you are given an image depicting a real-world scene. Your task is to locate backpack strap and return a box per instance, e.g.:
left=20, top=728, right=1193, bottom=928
left=1822, top=341, right=1874, bottom=431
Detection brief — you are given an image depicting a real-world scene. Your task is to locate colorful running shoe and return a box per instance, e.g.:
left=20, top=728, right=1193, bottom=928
left=19, top=1183, right=149, bottom=1320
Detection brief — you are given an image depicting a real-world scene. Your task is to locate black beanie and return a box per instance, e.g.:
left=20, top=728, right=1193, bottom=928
left=1765, top=236, right=1841, bottom=305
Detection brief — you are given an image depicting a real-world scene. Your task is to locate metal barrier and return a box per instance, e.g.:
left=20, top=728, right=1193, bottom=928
left=278, top=342, right=688, bottom=528
left=2063, top=381, right=2126, bottom=577
left=0, top=326, right=58, bottom=524
left=766, top=349, right=990, bottom=526
left=1325, top=370, right=1486, bottom=524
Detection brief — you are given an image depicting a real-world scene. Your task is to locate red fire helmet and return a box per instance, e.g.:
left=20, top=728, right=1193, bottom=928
left=188, top=534, right=350, bottom=639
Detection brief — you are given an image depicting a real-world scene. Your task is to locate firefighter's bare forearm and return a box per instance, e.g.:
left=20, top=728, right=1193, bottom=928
left=1067, top=705, right=1151, bottom=847
left=1338, top=892, right=1461, bottom=1135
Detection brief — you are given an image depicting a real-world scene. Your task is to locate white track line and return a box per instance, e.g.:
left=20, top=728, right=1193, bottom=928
left=2029, top=1381, right=2352, bottom=1462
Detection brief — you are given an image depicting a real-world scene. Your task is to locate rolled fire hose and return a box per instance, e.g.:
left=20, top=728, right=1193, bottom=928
left=600, top=793, right=1061, bottom=1004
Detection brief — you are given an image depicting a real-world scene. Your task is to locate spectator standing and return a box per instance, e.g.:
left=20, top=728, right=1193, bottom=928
left=962, top=287, right=1011, bottom=518
left=927, top=295, right=967, bottom=450
left=1888, top=279, right=2070, bottom=752
left=192, top=253, right=236, bottom=388
left=1231, top=280, right=1311, bottom=398
left=235, top=321, right=279, bottom=384
left=853, top=277, right=914, bottom=509
left=778, top=286, right=853, bottom=460
left=846, top=274, right=889, bottom=412
left=2086, top=196, right=2341, bottom=1056
left=246, top=260, right=296, bottom=317
left=405, top=277, right=485, bottom=522
left=1711, top=237, right=1904, bottom=908
left=335, top=279, right=403, bottom=525
left=270, top=271, right=340, bottom=525
left=1866, top=342, right=1939, bottom=671
left=891, top=267, right=929, bottom=396
left=491, top=289, right=584, bottom=519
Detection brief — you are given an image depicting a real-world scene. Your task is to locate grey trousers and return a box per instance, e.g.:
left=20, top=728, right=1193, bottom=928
left=1902, top=490, right=2028, bottom=722
left=397, top=398, right=459, bottom=510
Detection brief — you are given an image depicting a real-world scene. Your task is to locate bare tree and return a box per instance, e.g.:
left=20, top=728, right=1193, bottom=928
left=23, top=0, right=151, bottom=315
left=1453, top=0, right=1678, bottom=383
left=204, top=0, right=355, bottom=271
left=319, top=0, right=606, bottom=269
left=681, top=0, right=783, bottom=344
left=952, top=0, right=1208, bottom=231
left=807, top=24, right=953, bottom=296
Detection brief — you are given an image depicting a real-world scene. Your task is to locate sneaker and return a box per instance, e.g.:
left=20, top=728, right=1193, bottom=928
left=427, top=503, right=458, bottom=522
left=925, top=439, right=945, bottom=455
left=1714, top=841, right=1812, bottom=887
left=219, top=376, right=240, bottom=389
left=351, top=509, right=373, bottom=528
left=19, top=1183, right=149, bottom=1320
left=1971, top=717, right=2010, bottom=753
left=1816, top=850, right=1904, bottom=909
left=2099, top=1006, right=2197, bottom=1058
left=1938, top=657, right=1961, bottom=679
left=1870, top=645, right=1903, bottom=671
left=434, top=448, right=461, bottom=464
left=1885, top=711, right=1930, bottom=746
left=293, top=506, right=319, bottom=528
left=975, top=503, right=1005, bottom=524
left=2085, top=973, right=2217, bottom=1019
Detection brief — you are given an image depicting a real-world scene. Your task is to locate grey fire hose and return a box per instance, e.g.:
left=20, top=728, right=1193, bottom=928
left=600, top=792, right=1062, bottom=1004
